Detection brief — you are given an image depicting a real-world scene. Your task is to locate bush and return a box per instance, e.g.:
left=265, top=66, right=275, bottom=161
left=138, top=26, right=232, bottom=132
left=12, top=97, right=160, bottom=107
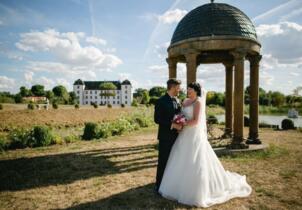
left=8, top=128, right=31, bottom=149
left=0, top=135, right=8, bottom=151
left=98, top=123, right=112, bottom=138
left=75, top=104, right=79, bottom=109
left=93, top=103, right=98, bottom=109
left=244, top=116, right=250, bottom=127
left=121, top=104, right=125, bottom=108
left=27, top=103, right=35, bottom=110
left=207, top=115, right=218, bottom=124
left=281, top=119, right=295, bottom=130
left=64, top=135, right=78, bottom=143
left=83, top=122, right=99, bottom=140
left=52, top=102, right=58, bottom=109
left=29, top=126, right=54, bottom=147
left=107, top=104, right=112, bottom=108
left=110, top=118, right=135, bottom=136
left=131, top=99, right=138, bottom=107
left=0, top=103, right=3, bottom=110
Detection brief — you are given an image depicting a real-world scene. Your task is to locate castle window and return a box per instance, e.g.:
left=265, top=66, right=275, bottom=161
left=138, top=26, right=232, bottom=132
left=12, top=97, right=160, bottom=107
left=113, top=101, right=115, bottom=104
left=86, top=101, right=88, bottom=104
left=95, top=91, right=97, bottom=94
left=86, top=96, right=88, bottom=99
left=90, top=96, right=92, bottom=99
left=125, top=90, right=127, bottom=94
left=77, top=86, right=80, bottom=89
left=77, top=91, right=80, bottom=94
left=86, top=91, right=88, bottom=94
left=125, top=96, right=127, bottom=99
left=95, top=96, right=97, bottom=99
left=90, top=91, right=92, bottom=94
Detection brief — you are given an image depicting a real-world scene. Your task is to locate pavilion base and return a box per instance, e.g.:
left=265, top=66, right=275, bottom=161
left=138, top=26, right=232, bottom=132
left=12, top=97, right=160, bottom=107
left=226, top=142, right=249, bottom=149
left=246, top=138, right=262, bottom=144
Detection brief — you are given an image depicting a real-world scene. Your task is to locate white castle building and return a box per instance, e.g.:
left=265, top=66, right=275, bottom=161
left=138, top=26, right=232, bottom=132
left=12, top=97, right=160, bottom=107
left=73, top=79, right=132, bottom=106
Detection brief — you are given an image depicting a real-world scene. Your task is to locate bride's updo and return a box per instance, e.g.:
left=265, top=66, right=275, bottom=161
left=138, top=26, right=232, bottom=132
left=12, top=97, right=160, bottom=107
left=188, top=82, right=201, bottom=97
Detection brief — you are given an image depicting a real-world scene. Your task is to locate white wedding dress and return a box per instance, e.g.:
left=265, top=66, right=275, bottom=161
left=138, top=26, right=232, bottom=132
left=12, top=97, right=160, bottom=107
left=159, top=89, right=252, bottom=208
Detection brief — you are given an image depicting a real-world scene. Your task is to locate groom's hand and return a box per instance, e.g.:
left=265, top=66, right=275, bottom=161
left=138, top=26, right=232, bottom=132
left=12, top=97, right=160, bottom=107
left=172, top=123, right=182, bottom=130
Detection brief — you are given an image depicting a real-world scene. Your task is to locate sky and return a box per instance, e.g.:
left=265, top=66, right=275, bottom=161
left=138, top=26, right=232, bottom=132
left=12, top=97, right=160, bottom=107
left=0, top=0, right=302, bottom=94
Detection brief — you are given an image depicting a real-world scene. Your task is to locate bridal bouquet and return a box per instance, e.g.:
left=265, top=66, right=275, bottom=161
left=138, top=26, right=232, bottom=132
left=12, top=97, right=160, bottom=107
left=172, top=113, right=187, bottom=127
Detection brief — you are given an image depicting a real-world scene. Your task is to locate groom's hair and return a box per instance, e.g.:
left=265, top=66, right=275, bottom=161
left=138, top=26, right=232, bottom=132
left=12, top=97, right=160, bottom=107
left=167, top=78, right=181, bottom=90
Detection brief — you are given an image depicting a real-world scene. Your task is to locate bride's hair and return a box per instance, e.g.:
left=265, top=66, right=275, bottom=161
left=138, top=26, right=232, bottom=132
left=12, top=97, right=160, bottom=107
left=188, top=82, right=201, bottom=97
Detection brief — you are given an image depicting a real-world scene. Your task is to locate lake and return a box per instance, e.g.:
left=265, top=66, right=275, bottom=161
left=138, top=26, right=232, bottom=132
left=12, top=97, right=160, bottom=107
left=215, top=114, right=302, bottom=128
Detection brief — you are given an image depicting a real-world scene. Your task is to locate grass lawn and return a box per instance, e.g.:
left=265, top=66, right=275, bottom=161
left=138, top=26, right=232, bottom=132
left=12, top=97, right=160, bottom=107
left=0, top=126, right=301, bottom=210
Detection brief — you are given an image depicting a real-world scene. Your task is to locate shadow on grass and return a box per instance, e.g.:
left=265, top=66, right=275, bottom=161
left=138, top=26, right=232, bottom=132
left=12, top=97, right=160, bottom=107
left=62, top=183, right=188, bottom=210
left=0, top=144, right=157, bottom=192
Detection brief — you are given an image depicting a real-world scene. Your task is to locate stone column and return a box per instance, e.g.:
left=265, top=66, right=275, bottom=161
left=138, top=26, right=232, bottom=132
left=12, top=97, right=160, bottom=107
left=223, top=62, right=234, bottom=138
left=166, top=58, right=177, bottom=79
left=247, top=55, right=262, bottom=144
left=185, top=53, right=198, bottom=86
left=228, top=50, right=249, bottom=149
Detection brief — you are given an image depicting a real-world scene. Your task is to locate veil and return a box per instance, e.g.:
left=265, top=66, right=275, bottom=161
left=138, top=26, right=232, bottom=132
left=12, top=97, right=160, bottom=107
left=199, top=88, right=208, bottom=139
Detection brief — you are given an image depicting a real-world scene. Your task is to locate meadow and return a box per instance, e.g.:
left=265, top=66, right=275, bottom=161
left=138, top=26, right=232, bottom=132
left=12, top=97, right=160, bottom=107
left=0, top=104, right=301, bottom=209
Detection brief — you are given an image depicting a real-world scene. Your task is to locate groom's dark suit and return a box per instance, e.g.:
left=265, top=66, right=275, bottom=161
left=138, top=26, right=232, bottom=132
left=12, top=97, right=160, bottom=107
left=154, top=92, right=181, bottom=190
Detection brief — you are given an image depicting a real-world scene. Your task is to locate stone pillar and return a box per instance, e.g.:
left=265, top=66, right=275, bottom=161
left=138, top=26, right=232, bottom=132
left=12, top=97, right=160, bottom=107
left=185, top=53, right=198, bottom=86
left=223, top=62, right=234, bottom=138
left=166, top=58, right=177, bottom=79
left=247, top=55, right=262, bottom=144
left=228, top=50, right=249, bottom=149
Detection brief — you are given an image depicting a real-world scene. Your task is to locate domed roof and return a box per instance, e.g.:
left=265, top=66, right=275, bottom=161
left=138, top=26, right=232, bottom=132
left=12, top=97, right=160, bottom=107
left=171, top=3, right=257, bottom=45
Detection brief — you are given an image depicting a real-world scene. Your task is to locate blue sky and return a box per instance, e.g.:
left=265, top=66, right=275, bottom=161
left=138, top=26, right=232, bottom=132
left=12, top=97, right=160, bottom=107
left=0, top=0, right=301, bottom=94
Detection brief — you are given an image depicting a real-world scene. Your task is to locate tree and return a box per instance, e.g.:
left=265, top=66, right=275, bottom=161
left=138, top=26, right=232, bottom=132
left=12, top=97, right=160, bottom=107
left=149, top=86, right=166, bottom=97
left=141, top=90, right=150, bottom=104
left=69, top=91, right=78, bottom=104
left=45, top=90, right=54, bottom=101
left=99, top=82, right=117, bottom=105
left=133, top=88, right=148, bottom=98
left=14, top=93, right=23, bottom=103
left=271, top=91, right=285, bottom=107
left=31, top=85, right=45, bottom=96
left=20, top=86, right=31, bottom=97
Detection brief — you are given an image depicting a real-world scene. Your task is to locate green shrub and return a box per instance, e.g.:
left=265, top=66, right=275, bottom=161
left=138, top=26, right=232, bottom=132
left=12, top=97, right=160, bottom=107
left=107, top=104, right=112, bottom=108
left=110, top=118, right=135, bottom=136
left=0, top=103, right=3, bottom=110
left=52, top=102, right=58, bottom=109
left=75, top=104, right=79, bottom=109
left=244, top=116, right=250, bottom=127
left=29, top=126, right=54, bottom=147
left=93, top=103, right=98, bottom=109
left=27, top=103, right=35, bottom=110
left=121, top=104, right=125, bottom=108
left=36, top=104, right=40, bottom=109
left=64, top=135, right=78, bottom=143
left=83, top=122, right=99, bottom=140
left=207, top=115, right=218, bottom=124
left=0, top=135, right=8, bottom=151
left=281, top=119, right=295, bottom=130
left=98, top=123, right=112, bottom=138
left=131, top=99, right=138, bottom=107
left=8, top=128, right=31, bottom=149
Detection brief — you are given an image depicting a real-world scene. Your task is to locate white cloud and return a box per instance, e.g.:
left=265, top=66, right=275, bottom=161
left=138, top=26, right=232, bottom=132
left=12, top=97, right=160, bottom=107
left=24, top=71, right=34, bottom=84
left=154, top=42, right=169, bottom=59
left=0, top=76, right=15, bottom=90
left=158, top=9, right=187, bottom=24
left=86, top=36, right=107, bottom=45
left=16, top=28, right=122, bottom=69
left=256, top=22, right=302, bottom=63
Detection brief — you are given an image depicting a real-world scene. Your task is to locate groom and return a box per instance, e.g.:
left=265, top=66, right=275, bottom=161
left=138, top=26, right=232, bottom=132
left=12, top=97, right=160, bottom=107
left=154, top=78, right=182, bottom=192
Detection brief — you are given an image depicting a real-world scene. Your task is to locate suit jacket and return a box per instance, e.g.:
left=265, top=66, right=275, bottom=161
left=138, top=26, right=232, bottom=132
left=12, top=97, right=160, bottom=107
left=154, top=93, right=182, bottom=141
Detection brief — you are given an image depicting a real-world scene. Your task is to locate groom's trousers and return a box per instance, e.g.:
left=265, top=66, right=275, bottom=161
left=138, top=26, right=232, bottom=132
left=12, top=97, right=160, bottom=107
left=156, top=138, right=176, bottom=190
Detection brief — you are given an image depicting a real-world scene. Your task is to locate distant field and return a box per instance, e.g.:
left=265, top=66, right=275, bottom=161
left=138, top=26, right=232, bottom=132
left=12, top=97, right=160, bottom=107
left=0, top=103, right=133, bottom=131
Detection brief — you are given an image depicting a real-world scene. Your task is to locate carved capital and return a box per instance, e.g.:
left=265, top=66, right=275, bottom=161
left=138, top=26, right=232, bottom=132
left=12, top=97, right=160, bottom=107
left=166, top=57, right=178, bottom=67
left=248, top=54, right=262, bottom=66
left=230, top=49, right=247, bottom=61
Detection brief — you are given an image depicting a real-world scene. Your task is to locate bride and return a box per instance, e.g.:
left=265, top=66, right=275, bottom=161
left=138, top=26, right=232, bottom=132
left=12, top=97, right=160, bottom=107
left=158, top=82, right=252, bottom=208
